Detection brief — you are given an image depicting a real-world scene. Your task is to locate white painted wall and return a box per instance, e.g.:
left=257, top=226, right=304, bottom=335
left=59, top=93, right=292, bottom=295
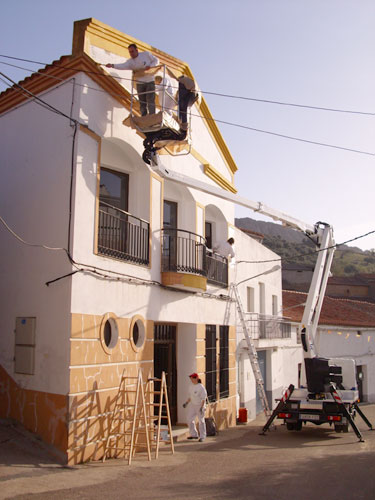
left=315, top=326, right=375, bottom=402
left=232, top=228, right=304, bottom=417
left=69, top=73, right=237, bottom=327
left=89, top=44, right=234, bottom=187
left=0, top=82, right=76, bottom=393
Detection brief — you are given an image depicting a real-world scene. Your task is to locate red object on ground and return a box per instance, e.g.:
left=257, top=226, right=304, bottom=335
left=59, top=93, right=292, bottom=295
left=238, top=408, right=248, bottom=423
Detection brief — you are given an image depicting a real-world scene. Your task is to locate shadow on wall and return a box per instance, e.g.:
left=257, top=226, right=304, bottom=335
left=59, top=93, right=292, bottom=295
left=68, top=368, right=155, bottom=465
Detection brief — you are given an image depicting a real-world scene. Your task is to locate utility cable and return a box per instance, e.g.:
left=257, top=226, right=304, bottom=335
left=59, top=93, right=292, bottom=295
left=1, top=64, right=375, bottom=158
left=237, top=228, right=375, bottom=265
left=1, top=54, right=375, bottom=116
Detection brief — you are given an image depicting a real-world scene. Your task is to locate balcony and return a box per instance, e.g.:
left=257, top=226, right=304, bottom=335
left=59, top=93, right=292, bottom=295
left=206, top=251, right=228, bottom=288
left=161, top=228, right=207, bottom=292
left=244, top=313, right=291, bottom=340
left=98, top=201, right=150, bottom=265
left=161, top=228, right=229, bottom=292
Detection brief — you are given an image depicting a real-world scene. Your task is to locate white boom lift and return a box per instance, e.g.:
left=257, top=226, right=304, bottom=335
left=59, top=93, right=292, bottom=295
left=150, top=153, right=373, bottom=441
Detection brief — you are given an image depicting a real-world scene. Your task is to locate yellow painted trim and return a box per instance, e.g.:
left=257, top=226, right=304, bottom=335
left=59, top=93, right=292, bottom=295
left=99, top=312, right=121, bottom=355
left=150, top=171, right=164, bottom=272
left=79, top=123, right=101, bottom=142
left=0, top=54, right=133, bottom=116
left=203, top=164, right=237, bottom=193
left=129, top=315, right=147, bottom=353
left=190, top=148, right=236, bottom=191
left=197, top=98, right=238, bottom=175
left=195, top=202, right=205, bottom=235
left=161, top=272, right=207, bottom=291
left=79, top=125, right=102, bottom=255
left=72, top=19, right=238, bottom=177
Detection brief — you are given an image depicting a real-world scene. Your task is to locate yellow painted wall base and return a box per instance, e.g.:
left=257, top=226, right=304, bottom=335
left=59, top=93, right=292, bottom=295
left=161, top=272, right=207, bottom=292
left=0, top=365, right=68, bottom=456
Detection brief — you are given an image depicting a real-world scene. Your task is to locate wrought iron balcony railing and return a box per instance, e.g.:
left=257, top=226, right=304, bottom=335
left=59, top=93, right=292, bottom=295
left=206, top=251, right=229, bottom=287
left=161, top=228, right=206, bottom=276
left=98, top=201, right=150, bottom=265
left=243, top=313, right=292, bottom=340
left=161, top=228, right=229, bottom=287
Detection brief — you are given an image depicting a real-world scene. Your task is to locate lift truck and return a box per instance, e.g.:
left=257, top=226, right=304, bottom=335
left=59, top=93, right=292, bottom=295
left=149, top=155, right=374, bottom=441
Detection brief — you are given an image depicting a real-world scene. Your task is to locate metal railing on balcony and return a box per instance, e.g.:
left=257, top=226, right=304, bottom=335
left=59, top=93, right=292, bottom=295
left=161, top=228, right=206, bottom=276
left=206, top=251, right=228, bottom=287
left=244, top=313, right=291, bottom=340
left=98, top=201, right=150, bottom=265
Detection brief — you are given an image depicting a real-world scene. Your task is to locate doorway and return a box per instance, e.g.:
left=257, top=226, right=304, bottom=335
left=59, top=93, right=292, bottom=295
left=356, top=365, right=364, bottom=402
left=154, top=324, right=177, bottom=424
left=256, top=350, right=267, bottom=414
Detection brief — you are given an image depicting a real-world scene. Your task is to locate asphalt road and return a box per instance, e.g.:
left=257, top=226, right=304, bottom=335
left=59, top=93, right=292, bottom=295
left=1, top=405, right=375, bottom=500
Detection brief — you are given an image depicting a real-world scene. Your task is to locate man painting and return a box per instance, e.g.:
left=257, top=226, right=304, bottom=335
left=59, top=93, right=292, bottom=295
left=106, top=43, right=159, bottom=116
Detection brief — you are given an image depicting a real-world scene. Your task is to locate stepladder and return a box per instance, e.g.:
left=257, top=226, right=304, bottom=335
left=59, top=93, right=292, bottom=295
left=230, top=283, right=271, bottom=418
left=145, top=371, right=175, bottom=458
left=102, top=370, right=151, bottom=465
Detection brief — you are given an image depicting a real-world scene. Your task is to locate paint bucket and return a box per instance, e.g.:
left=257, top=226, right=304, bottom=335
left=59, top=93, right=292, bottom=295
left=238, top=407, right=248, bottom=423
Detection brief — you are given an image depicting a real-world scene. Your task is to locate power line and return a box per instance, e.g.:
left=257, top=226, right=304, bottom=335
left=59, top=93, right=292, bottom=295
left=1, top=65, right=375, bottom=158
left=1, top=53, right=374, bottom=116
left=237, top=228, right=375, bottom=265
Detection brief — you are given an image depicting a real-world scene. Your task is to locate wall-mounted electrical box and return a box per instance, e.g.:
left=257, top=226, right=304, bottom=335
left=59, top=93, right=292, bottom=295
left=14, top=317, right=36, bottom=375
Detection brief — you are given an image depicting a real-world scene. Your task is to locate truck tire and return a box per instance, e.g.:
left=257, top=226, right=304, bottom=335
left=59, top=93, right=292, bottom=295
left=295, top=421, right=303, bottom=431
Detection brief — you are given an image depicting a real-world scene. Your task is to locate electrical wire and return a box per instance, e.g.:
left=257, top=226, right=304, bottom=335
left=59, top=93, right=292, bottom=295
left=1, top=63, right=375, bottom=158
left=0, top=215, right=67, bottom=252
left=237, top=228, right=375, bottom=265
left=0, top=72, right=374, bottom=266
left=1, top=70, right=374, bottom=278
left=1, top=54, right=375, bottom=116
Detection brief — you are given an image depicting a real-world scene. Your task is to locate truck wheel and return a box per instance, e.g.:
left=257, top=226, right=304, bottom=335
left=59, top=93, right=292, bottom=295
left=334, top=424, right=343, bottom=433
left=295, top=421, right=303, bottom=431
left=286, top=423, right=295, bottom=431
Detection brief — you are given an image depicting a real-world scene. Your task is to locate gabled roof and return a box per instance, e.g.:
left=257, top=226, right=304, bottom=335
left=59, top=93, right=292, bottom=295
left=0, top=18, right=238, bottom=184
left=283, top=290, right=375, bottom=328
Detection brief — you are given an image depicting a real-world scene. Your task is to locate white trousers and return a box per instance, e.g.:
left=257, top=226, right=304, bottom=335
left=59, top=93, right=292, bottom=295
left=187, top=404, right=206, bottom=439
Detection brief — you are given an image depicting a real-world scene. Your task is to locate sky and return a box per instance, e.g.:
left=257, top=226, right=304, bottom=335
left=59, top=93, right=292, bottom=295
left=1, top=0, right=374, bottom=250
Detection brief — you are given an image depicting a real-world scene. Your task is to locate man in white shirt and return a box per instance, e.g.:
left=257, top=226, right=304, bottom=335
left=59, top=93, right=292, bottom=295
left=154, top=75, right=176, bottom=115
left=215, top=237, right=235, bottom=259
left=183, top=373, right=207, bottom=442
left=106, top=43, right=159, bottom=116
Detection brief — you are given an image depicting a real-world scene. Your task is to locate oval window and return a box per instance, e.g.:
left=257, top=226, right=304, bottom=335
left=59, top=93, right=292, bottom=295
left=100, top=314, right=119, bottom=354
left=130, top=316, right=146, bottom=352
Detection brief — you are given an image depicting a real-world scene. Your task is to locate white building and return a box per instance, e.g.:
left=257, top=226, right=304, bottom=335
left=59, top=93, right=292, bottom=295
left=0, top=18, right=298, bottom=463
left=283, top=290, right=375, bottom=403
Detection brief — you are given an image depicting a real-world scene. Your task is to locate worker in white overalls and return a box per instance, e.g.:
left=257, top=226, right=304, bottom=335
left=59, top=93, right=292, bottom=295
left=183, top=373, right=207, bottom=442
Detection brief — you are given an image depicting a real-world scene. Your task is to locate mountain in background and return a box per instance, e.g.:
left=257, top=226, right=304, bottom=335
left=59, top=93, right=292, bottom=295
left=235, top=217, right=375, bottom=277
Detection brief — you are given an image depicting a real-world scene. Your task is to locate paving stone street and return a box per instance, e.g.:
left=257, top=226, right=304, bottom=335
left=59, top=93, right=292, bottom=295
left=1, top=405, right=375, bottom=500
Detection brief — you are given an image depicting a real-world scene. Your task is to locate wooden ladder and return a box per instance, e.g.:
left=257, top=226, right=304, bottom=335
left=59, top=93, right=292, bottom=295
left=102, top=370, right=151, bottom=465
left=145, top=371, right=175, bottom=458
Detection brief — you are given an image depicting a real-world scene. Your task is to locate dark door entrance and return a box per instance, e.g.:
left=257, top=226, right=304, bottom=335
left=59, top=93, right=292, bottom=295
left=356, top=365, right=364, bottom=402
left=154, top=324, right=177, bottom=424
left=256, top=350, right=268, bottom=415
left=163, top=200, right=178, bottom=271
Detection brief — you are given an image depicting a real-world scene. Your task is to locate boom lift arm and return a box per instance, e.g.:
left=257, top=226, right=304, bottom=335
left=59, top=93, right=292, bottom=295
left=150, top=154, right=373, bottom=440
left=151, top=155, right=332, bottom=375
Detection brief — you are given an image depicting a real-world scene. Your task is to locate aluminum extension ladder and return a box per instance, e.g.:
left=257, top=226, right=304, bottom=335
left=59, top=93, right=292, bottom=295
left=231, top=283, right=271, bottom=418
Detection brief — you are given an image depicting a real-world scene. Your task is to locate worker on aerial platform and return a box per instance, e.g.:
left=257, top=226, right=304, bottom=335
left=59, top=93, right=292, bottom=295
left=106, top=43, right=159, bottom=116
left=177, top=75, right=199, bottom=131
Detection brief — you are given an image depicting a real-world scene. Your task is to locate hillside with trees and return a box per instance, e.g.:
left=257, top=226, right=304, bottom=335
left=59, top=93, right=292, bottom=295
left=235, top=217, right=375, bottom=277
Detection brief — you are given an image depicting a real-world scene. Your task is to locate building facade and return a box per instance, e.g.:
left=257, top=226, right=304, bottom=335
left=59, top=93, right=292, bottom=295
left=0, top=19, right=295, bottom=463
left=283, top=290, right=375, bottom=403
